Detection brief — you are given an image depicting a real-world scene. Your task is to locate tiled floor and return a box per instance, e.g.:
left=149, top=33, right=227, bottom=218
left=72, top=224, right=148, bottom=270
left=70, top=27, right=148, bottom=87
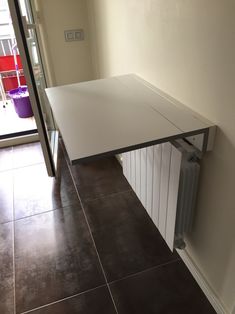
left=0, top=142, right=216, bottom=314
left=0, top=100, right=36, bottom=138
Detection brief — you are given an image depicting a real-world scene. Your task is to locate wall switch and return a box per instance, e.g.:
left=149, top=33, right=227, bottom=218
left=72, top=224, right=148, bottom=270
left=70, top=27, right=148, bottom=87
left=64, top=29, right=84, bottom=42
left=64, top=31, right=74, bottom=42
left=74, top=30, right=84, bottom=41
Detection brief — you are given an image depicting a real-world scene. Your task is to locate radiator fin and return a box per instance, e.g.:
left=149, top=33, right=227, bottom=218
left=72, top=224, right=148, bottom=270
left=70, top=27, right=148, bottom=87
left=122, top=140, right=200, bottom=251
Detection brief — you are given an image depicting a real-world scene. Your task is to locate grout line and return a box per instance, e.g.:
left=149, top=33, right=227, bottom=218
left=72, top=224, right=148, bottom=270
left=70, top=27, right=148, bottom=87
left=19, top=284, right=107, bottom=314
left=83, top=188, right=133, bottom=204
left=0, top=162, right=45, bottom=175
left=67, top=162, right=119, bottom=314
left=11, top=161, right=45, bottom=171
left=0, top=168, right=14, bottom=174
left=0, top=161, right=43, bottom=174
left=12, top=201, right=80, bottom=223
left=106, top=283, right=119, bottom=314
left=108, top=258, right=181, bottom=286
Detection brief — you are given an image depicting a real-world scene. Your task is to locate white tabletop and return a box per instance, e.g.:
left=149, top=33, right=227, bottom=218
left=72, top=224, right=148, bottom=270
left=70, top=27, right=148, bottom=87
left=45, top=74, right=214, bottom=163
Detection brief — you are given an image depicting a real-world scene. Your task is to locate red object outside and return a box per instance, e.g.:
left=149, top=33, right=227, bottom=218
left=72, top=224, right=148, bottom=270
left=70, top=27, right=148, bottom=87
left=2, top=75, right=26, bottom=92
left=0, top=54, right=26, bottom=92
left=0, top=55, right=23, bottom=71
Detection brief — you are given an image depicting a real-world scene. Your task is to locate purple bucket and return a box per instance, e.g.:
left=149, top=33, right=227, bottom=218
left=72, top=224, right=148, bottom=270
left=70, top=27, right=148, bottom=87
left=9, top=86, right=33, bottom=118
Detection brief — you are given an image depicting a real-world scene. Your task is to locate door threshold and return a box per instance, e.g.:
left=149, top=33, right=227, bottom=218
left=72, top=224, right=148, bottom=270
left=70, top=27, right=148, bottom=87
left=0, top=133, right=39, bottom=148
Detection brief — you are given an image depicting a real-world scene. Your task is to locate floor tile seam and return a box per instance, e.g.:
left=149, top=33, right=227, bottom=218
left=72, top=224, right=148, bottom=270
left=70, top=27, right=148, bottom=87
left=108, top=258, right=181, bottom=286
left=78, top=202, right=119, bottom=314
left=72, top=173, right=129, bottom=187
left=12, top=201, right=81, bottom=222
left=71, top=186, right=119, bottom=314
left=18, top=283, right=107, bottom=314
left=16, top=161, right=44, bottom=167
left=0, top=168, right=14, bottom=174
left=82, top=188, right=133, bottom=204
left=67, top=162, right=119, bottom=314
left=0, top=219, right=15, bottom=225
left=12, top=161, right=45, bottom=171
left=106, top=283, right=119, bottom=314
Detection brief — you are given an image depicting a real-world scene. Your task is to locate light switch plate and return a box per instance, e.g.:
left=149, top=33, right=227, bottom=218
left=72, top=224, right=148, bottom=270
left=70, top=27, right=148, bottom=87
left=64, top=29, right=84, bottom=42
left=74, top=30, right=84, bottom=41
left=64, top=31, right=74, bottom=42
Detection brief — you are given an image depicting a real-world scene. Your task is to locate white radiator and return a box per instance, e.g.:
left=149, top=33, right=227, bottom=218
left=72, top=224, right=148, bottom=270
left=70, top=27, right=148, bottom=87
left=122, top=139, right=200, bottom=251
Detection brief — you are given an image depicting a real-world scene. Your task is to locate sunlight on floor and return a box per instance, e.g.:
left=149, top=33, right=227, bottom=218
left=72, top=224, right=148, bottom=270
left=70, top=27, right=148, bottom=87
left=0, top=99, right=36, bottom=136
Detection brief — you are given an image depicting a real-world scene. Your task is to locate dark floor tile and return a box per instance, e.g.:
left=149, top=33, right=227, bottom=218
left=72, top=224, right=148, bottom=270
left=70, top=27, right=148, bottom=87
left=15, top=205, right=105, bottom=313
left=0, top=223, right=14, bottom=314
left=13, top=142, right=44, bottom=168
left=84, top=191, right=178, bottom=282
left=110, top=260, right=216, bottom=314
left=29, top=286, right=116, bottom=314
left=0, top=171, right=13, bottom=223
left=77, top=177, right=131, bottom=203
left=70, top=157, right=123, bottom=186
left=13, top=157, right=79, bottom=219
left=0, top=146, right=13, bottom=172
left=70, top=157, right=130, bottom=202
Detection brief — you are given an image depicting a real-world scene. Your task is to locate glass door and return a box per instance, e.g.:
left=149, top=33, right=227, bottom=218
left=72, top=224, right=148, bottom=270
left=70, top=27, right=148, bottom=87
left=8, top=0, right=58, bottom=176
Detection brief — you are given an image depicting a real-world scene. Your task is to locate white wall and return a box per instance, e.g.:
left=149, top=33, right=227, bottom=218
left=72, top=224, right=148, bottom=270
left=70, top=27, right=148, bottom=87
left=37, top=0, right=93, bottom=86
left=87, top=0, right=235, bottom=312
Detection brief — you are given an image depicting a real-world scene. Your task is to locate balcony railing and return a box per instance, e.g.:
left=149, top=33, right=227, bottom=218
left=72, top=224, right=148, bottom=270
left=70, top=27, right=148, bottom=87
left=0, top=38, right=19, bottom=56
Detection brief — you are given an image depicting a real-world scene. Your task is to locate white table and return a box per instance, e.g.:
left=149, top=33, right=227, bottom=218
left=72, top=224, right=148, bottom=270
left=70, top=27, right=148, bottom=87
left=45, top=74, right=215, bottom=164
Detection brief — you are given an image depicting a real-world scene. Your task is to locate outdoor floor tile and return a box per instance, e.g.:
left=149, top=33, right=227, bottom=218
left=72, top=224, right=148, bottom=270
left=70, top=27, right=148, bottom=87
left=15, top=205, right=105, bottom=313
left=13, top=157, right=79, bottom=219
left=84, top=191, right=178, bottom=282
left=29, top=286, right=116, bottom=314
left=110, top=260, right=216, bottom=314
left=0, top=171, right=13, bottom=223
left=0, top=222, right=14, bottom=314
left=13, top=142, right=43, bottom=168
left=70, top=157, right=130, bottom=202
left=0, top=146, right=13, bottom=172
